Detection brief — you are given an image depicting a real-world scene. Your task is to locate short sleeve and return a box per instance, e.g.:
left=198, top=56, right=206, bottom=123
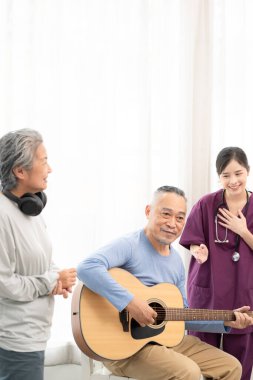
left=179, top=200, right=206, bottom=250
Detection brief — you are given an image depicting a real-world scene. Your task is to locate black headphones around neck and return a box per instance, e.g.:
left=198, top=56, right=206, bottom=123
left=3, top=189, right=47, bottom=216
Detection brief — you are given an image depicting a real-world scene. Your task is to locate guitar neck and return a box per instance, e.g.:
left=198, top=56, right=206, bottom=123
left=164, top=308, right=253, bottom=321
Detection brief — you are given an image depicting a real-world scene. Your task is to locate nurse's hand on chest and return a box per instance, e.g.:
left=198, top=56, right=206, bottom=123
left=190, top=244, right=208, bottom=264
left=218, top=208, right=247, bottom=236
left=218, top=208, right=253, bottom=250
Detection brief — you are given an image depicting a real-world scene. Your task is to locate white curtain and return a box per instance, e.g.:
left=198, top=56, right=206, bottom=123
left=1, top=0, right=253, bottom=343
left=210, top=0, right=253, bottom=190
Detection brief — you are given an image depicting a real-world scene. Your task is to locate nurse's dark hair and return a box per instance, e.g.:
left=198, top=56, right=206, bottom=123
left=0, top=128, right=43, bottom=191
left=216, top=147, right=250, bottom=175
left=154, top=185, right=186, bottom=201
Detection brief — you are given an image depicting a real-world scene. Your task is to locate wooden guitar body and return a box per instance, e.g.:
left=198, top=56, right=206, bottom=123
left=71, top=267, right=184, bottom=361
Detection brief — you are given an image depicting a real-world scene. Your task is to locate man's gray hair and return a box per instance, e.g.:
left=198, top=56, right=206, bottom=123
left=0, top=128, right=43, bottom=191
left=153, top=185, right=186, bottom=201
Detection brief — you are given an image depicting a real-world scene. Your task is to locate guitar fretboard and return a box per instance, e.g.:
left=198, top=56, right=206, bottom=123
left=162, top=308, right=253, bottom=321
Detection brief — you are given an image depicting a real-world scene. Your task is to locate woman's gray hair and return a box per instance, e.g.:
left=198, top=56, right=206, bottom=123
left=0, top=128, right=43, bottom=191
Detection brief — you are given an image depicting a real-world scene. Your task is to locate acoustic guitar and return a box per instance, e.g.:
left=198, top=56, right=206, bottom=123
left=71, top=267, right=252, bottom=361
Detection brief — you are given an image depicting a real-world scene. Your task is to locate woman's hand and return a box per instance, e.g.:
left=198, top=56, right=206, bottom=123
left=58, top=268, right=77, bottom=288
left=51, top=280, right=69, bottom=298
left=218, top=208, right=248, bottom=236
left=190, top=244, right=208, bottom=264
left=51, top=268, right=76, bottom=298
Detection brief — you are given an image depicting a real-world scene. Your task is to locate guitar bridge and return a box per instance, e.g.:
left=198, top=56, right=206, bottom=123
left=119, top=309, right=129, bottom=332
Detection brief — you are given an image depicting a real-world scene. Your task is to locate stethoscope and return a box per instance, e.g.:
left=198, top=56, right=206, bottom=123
left=214, top=189, right=250, bottom=262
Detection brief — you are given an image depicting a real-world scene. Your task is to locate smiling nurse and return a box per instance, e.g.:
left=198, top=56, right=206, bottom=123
left=180, top=147, right=253, bottom=380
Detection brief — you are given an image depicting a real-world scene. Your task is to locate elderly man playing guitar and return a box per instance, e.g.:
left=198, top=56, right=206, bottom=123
left=76, top=186, right=253, bottom=380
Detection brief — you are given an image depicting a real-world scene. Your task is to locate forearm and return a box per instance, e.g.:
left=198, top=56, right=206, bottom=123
left=186, top=320, right=230, bottom=334
left=0, top=271, right=59, bottom=301
left=0, top=228, right=59, bottom=300
left=77, top=237, right=135, bottom=310
left=77, top=259, right=133, bottom=311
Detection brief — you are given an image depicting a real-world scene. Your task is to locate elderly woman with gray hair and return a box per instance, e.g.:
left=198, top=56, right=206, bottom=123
left=0, top=129, right=76, bottom=380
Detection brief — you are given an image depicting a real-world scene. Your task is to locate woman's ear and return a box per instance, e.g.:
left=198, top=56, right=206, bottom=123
left=12, top=166, right=26, bottom=180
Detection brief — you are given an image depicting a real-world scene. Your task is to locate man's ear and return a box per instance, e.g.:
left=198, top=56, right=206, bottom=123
left=145, top=204, right=151, bottom=219
left=12, top=166, right=26, bottom=180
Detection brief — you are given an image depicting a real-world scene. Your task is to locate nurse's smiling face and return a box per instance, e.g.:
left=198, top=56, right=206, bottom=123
left=219, top=159, right=249, bottom=197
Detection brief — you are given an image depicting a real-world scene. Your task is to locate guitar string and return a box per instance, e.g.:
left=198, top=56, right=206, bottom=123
left=121, top=306, right=253, bottom=315
left=148, top=307, right=253, bottom=314
left=122, top=307, right=253, bottom=314
left=123, top=307, right=252, bottom=321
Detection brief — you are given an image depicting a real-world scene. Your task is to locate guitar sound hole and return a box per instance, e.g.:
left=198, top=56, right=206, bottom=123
left=149, top=302, right=165, bottom=325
